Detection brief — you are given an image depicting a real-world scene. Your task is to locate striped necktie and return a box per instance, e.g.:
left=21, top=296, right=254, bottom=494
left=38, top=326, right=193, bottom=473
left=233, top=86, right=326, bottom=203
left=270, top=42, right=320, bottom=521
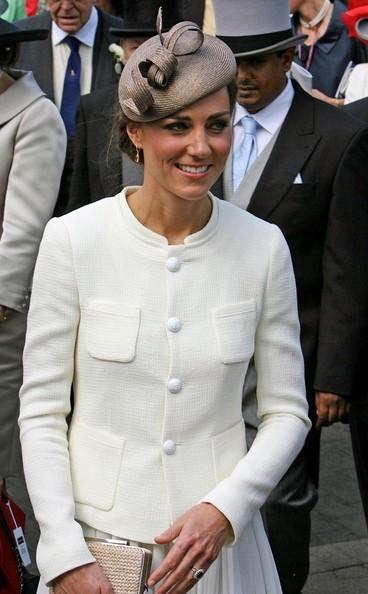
left=60, top=36, right=81, bottom=137
left=232, top=115, right=257, bottom=192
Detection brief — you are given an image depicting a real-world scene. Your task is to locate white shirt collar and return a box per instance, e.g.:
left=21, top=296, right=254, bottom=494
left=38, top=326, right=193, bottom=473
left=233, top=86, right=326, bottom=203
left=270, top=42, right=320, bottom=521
left=52, top=5, right=98, bottom=47
left=233, top=78, right=294, bottom=135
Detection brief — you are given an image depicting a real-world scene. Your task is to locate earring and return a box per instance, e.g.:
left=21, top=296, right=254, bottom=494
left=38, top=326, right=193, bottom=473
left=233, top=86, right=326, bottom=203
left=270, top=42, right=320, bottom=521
left=134, top=146, right=141, bottom=164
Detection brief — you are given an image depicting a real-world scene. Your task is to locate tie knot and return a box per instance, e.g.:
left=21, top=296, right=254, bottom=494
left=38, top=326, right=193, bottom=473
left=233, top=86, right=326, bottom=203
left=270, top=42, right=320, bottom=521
left=240, top=115, right=257, bottom=136
left=64, top=35, right=81, bottom=52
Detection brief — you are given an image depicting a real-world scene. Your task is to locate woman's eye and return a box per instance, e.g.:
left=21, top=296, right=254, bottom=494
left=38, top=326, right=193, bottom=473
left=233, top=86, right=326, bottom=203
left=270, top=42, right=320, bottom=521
left=165, top=122, right=187, bottom=132
left=209, top=121, right=228, bottom=132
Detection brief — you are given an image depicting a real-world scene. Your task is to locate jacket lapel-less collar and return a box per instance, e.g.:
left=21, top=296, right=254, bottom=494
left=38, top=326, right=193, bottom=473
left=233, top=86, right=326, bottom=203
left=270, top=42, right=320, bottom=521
left=247, top=84, right=321, bottom=220
left=0, top=71, right=44, bottom=125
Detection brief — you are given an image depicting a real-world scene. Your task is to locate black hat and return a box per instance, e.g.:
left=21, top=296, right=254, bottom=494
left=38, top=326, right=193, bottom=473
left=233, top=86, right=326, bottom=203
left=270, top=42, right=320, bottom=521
left=0, top=17, right=48, bottom=45
left=110, top=0, right=184, bottom=38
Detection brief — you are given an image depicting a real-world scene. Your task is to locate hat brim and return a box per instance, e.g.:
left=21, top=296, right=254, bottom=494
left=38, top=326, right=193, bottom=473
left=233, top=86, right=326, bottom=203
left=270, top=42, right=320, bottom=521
left=110, top=26, right=157, bottom=38
left=219, top=33, right=307, bottom=58
left=0, top=28, right=49, bottom=45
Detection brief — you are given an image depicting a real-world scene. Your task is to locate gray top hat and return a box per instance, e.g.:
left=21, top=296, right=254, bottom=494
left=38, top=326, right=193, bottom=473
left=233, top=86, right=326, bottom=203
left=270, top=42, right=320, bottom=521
left=213, top=0, right=307, bottom=58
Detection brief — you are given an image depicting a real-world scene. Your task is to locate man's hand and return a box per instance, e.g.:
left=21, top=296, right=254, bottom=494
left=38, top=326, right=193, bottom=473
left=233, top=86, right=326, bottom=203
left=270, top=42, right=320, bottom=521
left=315, top=391, right=351, bottom=428
left=0, top=305, right=8, bottom=321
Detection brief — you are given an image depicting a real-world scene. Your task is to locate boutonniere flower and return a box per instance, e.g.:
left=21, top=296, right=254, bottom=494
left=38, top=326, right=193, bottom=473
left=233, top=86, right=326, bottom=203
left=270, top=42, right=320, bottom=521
left=109, top=43, right=124, bottom=75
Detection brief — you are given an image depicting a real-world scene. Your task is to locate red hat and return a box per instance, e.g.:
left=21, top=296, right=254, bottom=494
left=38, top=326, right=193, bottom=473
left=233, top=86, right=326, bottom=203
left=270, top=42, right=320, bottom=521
left=341, top=0, right=368, bottom=44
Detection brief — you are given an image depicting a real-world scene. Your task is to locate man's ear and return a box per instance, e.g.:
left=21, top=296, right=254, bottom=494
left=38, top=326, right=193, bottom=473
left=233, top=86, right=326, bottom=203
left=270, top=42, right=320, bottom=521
left=281, top=48, right=295, bottom=73
left=126, top=122, right=143, bottom=149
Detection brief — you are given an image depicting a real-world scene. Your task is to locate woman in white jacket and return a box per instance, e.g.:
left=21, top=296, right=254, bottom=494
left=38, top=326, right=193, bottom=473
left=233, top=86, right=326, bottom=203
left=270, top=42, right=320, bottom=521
left=20, top=18, right=310, bottom=594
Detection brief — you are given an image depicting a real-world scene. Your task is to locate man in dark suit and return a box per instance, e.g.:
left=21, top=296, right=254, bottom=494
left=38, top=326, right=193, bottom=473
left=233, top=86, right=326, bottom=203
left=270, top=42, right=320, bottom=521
left=342, top=96, right=368, bottom=531
left=15, top=0, right=123, bottom=214
left=212, top=0, right=368, bottom=592
left=67, top=0, right=185, bottom=211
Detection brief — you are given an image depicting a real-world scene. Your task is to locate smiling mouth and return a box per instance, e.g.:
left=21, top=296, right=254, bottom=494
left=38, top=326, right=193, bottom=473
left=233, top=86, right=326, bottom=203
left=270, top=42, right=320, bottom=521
left=176, top=164, right=210, bottom=174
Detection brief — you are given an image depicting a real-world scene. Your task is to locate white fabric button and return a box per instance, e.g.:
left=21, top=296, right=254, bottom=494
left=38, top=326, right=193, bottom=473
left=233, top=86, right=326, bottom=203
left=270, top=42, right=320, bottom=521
left=166, top=257, right=181, bottom=272
left=168, top=378, right=182, bottom=394
left=163, top=440, right=176, bottom=455
left=167, top=317, right=182, bottom=333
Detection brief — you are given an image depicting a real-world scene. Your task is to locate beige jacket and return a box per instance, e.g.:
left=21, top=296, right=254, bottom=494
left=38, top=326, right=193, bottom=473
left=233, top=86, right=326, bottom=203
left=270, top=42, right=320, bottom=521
left=0, top=70, right=66, bottom=311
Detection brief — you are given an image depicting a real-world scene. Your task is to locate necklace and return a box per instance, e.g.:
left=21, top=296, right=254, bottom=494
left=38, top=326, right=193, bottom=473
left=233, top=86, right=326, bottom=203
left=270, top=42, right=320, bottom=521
left=299, top=0, right=331, bottom=29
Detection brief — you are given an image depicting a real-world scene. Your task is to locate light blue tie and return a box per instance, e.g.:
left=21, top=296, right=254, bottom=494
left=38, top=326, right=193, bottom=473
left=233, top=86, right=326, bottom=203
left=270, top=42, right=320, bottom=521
left=232, top=115, right=257, bottom=191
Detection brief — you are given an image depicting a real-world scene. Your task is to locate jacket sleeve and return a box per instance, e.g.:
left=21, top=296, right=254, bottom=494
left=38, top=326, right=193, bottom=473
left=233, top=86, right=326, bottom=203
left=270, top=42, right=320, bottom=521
left=314, top=125, right=368, bottom=399
left=19, top=218, right=95, bottom=584
left=201, top=226, right=311, bottom=542
left=0, top=98, right=66, bottom=311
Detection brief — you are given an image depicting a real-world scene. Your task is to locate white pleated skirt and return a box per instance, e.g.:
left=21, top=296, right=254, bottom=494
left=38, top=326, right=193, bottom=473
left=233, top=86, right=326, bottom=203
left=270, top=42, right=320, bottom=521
left=37, top=512, right=281, bottom=594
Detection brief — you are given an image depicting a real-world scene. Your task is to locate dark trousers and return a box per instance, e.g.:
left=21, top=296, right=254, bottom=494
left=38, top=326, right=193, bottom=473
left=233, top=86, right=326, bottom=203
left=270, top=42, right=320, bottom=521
left=243, top=364, right=318, bottom=594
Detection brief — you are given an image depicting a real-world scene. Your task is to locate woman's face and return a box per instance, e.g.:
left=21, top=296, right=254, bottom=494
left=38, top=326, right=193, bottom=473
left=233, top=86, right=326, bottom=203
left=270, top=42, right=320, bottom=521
left=128, top=87, right=232, bottom=203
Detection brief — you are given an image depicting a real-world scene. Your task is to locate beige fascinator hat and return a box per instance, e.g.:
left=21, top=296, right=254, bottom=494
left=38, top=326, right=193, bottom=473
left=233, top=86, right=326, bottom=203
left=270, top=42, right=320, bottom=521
left=118, top=10, right=236, bottom=123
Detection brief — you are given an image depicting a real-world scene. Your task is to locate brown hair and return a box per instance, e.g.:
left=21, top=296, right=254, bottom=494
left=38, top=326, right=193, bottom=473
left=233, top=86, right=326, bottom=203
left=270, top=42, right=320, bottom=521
left=115, top=79, right=237, bottom=164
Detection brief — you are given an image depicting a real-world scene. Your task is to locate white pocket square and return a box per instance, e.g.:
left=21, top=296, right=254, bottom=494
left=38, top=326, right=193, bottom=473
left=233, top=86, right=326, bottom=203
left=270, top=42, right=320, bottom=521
left=293, top=173, right=303, bottom=184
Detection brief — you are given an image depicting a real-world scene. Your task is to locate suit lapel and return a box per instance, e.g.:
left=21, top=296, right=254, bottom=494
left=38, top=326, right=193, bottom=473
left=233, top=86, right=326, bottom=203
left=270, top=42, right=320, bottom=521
left=91, top=9, right=117, bottom=91
left=248, top=85, right=321, bottom=220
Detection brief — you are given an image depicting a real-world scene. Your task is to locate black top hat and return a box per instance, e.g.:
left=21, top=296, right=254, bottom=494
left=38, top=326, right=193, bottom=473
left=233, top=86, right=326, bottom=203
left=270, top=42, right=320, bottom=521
left=110, top=0, right=185, bottom=38
left=0, top=17, right=48, bottom=45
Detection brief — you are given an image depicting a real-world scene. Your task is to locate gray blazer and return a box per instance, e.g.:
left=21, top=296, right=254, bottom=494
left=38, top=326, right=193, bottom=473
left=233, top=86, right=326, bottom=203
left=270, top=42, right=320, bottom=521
left=0, top=70, right=66, bottom=477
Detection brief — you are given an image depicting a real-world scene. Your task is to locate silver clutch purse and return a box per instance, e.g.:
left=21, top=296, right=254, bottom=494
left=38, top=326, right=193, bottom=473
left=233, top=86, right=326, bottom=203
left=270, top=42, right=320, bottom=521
left=49, top=537, right=152, bottom=594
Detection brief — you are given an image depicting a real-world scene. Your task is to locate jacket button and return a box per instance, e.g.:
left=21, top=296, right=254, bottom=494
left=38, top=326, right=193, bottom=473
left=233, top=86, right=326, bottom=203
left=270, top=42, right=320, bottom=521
left=163, top=440, right=176, bottom=455
left=168, top=378, right=182, bottom=394
left=166, top=257, right=181, bottom=272
left=167, top=317, right=182, bottom=333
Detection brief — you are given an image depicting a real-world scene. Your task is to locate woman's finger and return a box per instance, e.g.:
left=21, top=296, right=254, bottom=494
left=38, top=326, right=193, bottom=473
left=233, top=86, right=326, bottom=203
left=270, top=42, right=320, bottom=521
left=148, top=535, right=191, bottom=589
left=153, top=545, right=208, bottom=594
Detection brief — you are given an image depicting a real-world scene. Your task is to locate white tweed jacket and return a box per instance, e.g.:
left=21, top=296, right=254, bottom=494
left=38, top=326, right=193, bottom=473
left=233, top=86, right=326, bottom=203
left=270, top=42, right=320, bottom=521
left=19, top=190, right=310, bottom=584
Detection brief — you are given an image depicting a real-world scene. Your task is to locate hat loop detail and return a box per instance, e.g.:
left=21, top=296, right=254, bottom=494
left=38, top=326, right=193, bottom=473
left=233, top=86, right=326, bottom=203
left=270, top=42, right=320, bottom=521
left=122, top=68, right=154, bottom=115
left=139, top=46, right=178, bottom=88
left=129, top=21, right=204, bottom=114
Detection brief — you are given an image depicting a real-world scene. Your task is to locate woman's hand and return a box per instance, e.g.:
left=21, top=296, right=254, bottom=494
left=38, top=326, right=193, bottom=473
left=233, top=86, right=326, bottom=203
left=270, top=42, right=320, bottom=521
left=52, top=562, right=113, bottom=594
left=148, top=503, right=232, bottom=594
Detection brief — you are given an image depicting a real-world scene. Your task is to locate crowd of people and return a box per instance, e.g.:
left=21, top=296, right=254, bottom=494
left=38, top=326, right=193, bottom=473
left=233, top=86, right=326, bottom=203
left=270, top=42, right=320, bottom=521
left=0, top=1, right=367, bottom=594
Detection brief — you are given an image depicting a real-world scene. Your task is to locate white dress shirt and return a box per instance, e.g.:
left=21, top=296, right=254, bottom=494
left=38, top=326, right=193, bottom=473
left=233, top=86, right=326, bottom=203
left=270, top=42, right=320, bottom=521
left=233, top=78, right=294, bottom=159
left=51, top=6, right=98, bottom=109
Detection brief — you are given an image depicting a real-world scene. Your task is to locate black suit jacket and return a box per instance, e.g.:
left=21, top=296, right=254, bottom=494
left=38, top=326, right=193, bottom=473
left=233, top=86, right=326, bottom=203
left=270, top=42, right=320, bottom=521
left=15, top=9, right=123, bottom=99
left=67, top=85, right=143, bottom=211
left=344, top=97, right=368, bottom=123
left=214, top=84, right=368, bottom=407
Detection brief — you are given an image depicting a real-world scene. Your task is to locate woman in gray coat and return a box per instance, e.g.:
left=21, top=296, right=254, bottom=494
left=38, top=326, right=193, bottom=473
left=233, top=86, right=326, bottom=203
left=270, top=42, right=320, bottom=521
left=0, top=15, right=66, bottom=559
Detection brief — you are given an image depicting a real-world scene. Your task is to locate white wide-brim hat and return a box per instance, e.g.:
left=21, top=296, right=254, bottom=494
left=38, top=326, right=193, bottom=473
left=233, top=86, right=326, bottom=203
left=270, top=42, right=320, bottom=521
left=213, top=0, right=307, bottom=58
